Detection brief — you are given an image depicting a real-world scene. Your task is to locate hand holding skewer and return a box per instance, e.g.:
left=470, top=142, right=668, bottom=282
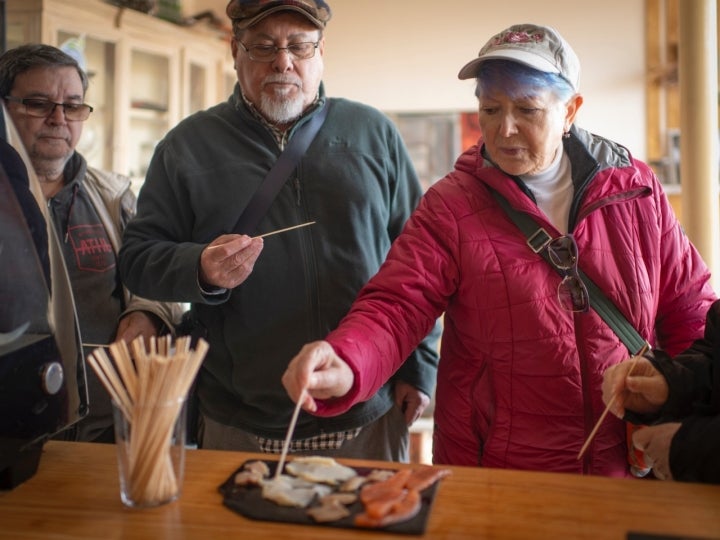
left=200, top=222, right=316, bottom=290
left=577, top=344, right=650, bottom=461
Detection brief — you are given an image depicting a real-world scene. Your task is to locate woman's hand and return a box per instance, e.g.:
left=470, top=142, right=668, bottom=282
left=282, top=341, right=354, bottom=412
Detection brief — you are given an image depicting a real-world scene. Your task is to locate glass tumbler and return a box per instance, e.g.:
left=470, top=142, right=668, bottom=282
left=112, top=397, right=187, bottom=508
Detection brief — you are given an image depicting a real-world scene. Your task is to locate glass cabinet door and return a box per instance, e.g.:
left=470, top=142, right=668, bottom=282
left=125, top=45, right=178, bottom=192
left=181, top=45, right=225, bottom=118
left=57, top=32, right=117, bottom=174
left=187, top=62, right=207, bottom=115
left=129, top=48, right=169, bottom=181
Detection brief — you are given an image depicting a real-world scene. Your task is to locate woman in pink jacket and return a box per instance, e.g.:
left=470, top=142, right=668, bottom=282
left=282, top=23, right=716, bottom=477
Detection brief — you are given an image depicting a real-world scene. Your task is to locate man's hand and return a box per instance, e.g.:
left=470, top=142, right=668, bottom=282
left=115, top=311, right=162, bottom=344
left=602, top=355, right=669, bottom=418
left=393, top=381, right=430, bottom=426
left=200, top=234, right=263, bottom=290
left=632, top=422, right=681, bottom=481
left=282, top=341, right=354, bottom=413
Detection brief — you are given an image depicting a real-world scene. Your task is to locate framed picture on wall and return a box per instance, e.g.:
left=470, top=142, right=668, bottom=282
left=389, top=112, right=460, bottom=192
left=460, top=111, right=481, bottom=151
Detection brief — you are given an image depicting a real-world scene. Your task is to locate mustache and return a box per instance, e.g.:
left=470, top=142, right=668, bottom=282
left=37, top=130, right=70, bottom=139
left=262, top=74, right=302, bottom=87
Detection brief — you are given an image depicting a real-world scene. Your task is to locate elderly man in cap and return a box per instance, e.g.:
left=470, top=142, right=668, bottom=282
left=119, top=0, right=439, bottom=460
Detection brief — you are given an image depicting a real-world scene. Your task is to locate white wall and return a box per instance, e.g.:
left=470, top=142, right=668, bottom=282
left=193, top=0, right=647, bottom=159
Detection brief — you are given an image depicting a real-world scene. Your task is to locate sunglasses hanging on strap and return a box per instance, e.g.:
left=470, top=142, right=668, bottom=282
left=489, top=187, right=650, bottom=357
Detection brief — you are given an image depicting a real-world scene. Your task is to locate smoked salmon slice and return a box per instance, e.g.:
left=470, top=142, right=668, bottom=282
left=354, top=466, right=450, bottom=528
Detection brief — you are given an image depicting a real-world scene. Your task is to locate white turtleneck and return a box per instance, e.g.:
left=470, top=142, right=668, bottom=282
left=519, top=148, right=573, bottom=234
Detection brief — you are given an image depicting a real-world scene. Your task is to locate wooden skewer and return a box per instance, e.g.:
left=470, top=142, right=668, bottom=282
left=110, top=341, right=138, bottom=404
left=274, top=388, right=306, bottom=480
left=254, top=221, right=315, bottom=239
left=206, top=222, right=316, bottom=251
left=86, top=352, right=132, bottom=420
left=577, top=343, right=650, bottom=460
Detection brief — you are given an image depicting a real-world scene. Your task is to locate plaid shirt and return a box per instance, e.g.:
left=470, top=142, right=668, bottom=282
left=239, top=90, right=320, bottom=149
left=257, top=427, right=362, bottom=453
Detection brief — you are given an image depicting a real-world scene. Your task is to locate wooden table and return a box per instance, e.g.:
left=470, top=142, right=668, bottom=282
left=0, top=441, right=718, bottom=539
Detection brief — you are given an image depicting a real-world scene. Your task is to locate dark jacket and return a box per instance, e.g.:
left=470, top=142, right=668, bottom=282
left=119, top=84, right=440, bottom=439
left=641, top=300, right=720, bottom=483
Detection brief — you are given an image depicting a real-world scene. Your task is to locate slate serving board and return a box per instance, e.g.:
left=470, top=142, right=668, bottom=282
left=218, top=460, right=441, bottom=535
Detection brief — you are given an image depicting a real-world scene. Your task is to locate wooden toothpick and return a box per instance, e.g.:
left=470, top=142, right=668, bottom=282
left=254, top=221, right=316, bottom=239
left=577, top=344, right=650, bottom=460
left=274, top=389, right=306, bottom=480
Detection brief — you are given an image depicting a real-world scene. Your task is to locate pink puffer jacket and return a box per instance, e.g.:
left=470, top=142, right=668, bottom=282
left=318, top=128, right=716, bottom=477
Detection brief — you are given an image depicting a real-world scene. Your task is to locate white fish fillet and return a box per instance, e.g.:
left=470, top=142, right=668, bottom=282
left=285, top=456, right=357, bottom=486
left=261, top=474, right=332, bottom=508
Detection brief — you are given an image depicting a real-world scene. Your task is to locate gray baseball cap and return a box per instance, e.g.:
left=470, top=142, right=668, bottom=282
left=458, top=23, right=580, bottom=91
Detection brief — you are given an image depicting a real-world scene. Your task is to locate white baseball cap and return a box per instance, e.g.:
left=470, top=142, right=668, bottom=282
left=458, top=23, right=580, bottom=91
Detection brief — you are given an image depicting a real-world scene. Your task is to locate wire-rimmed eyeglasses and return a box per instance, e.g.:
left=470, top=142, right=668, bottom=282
left=4, top=96, right=94, bottom=121
left=238, top=41, right=319, bottom=63
left=545, top=234, right=590, bottom=313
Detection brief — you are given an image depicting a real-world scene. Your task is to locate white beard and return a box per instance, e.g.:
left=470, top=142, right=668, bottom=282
left=259, top=91, right=305, bottom=124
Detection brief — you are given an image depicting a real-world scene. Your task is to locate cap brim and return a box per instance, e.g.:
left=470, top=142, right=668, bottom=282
left=234, top=5, right=326, bottom=29
left=457, top=50, right=561, bottom=80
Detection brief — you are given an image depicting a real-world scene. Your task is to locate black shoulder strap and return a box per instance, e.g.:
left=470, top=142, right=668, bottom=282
left=490, top=188, right=649, bottom=356
left=232, top=100, right=330, bottom=235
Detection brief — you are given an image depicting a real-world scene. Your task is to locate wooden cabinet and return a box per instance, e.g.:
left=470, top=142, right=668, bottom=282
left=6, top=0, right=233, bottom=190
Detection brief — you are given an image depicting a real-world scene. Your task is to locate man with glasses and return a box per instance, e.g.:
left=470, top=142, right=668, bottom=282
left=119, top=0, right=439, bottom=460
left=0, top=44, right=181, bottom=443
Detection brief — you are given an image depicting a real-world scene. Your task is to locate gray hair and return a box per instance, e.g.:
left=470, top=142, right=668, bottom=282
left=0, top=44, right=89, bottom=99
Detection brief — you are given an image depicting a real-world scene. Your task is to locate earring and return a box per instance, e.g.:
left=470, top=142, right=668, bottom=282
left=562, top=131, right=570, bottom=139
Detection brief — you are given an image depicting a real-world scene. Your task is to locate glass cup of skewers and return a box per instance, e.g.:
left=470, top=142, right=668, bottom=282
left=112, top=396, right=188, bottom=508
left=87, top=336, right=208, bottom=508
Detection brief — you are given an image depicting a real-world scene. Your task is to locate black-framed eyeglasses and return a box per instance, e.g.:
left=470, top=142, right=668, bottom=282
left=545, top=234, right=590, bottom=313
left=4, top=96, right=94, bottom=121
left=238, top=41, right=319, bottom=63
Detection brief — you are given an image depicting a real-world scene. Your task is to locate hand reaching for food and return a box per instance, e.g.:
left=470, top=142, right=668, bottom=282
left=282, top=341, right=354, bottom=412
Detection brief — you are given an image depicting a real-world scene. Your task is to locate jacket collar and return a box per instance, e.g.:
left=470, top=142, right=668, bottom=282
left=232, top=81, right=326, bottom=146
